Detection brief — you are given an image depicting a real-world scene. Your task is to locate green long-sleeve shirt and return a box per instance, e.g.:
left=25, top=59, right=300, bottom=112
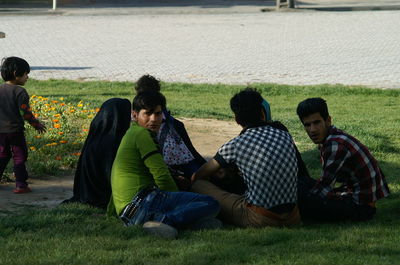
left=107, top=123, right=178, bottom=216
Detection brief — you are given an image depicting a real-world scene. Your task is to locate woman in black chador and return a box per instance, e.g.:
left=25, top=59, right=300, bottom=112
left=63, top=98, right=131, bottom=209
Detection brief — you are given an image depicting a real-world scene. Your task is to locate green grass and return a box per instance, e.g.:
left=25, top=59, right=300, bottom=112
left=1, top=80, right=399, bottom=264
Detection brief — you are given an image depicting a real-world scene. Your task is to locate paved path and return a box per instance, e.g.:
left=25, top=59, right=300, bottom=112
left=1, top=1, right=400, bottom=88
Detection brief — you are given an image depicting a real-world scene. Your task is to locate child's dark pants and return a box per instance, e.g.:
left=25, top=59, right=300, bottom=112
left=0, top=132, right=29, bottom=188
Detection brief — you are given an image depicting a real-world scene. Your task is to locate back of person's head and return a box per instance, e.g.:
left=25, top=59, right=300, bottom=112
left=91, top=98, right=132, bottom=136
left=296, top=97, right=330, bottom=123
left=1, top=56, right=30, bottom=81
left=133, top=91, right=166, bottom=112
left=230, top=88, right=264, bottom=127
left=135, top=74, right=161, bottom=93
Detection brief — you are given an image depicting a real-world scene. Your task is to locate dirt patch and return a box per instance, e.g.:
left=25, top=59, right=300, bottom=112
left=0, top=118, right=240, bottom=215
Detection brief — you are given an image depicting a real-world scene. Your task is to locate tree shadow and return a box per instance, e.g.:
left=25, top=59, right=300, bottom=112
left=31, top=66, right=92, bottom=71
left=0, top=0, right=276, bottom=9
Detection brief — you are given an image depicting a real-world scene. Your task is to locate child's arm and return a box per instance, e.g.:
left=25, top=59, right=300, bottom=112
left=17, top=91, right=47, bottom=133
left=20, top=103, right=47, bottom=133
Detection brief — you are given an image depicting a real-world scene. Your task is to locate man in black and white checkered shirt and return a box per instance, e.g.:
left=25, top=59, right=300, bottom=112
left=192, top=88, right=301, bottom=227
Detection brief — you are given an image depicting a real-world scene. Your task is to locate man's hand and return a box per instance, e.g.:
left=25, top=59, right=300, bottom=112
left=173, top=175, right=191, bottom=191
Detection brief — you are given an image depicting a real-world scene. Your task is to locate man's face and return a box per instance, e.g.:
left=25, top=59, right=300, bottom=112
left=132, top=105, right=163, bottom=132
left=15, top=72, right=29, bottom=85
left=301, top=112, right=331, bottom=144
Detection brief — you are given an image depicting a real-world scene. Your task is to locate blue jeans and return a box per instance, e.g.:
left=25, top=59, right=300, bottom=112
left=124, top=189, right=220, bottom=228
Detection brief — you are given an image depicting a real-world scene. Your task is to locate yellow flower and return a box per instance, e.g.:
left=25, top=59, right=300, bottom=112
left=59, top=97, right=64, bottom=100
left=29, top=146, right=37, bottom=151
left=77, top=104, right=83, bottom=107
left=54, top=123, right=61, bottom=129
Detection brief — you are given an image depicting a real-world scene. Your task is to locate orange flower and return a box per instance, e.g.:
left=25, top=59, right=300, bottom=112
left=95, top=108, right=100, bottom=112
left=54, top=123, right=61, bottom=129
left=58, top=132, right=64, bottom=135
left=35, top=135, right=42, bottom=139
left=52, top=119, right=59, bottom=123
left=20, top=104, right=27, bottom=109
left=51, top=100, right=59, bottom=103
left=70, top=109, right=75, bottom=113
left=59, top=103, right=66, bottom=106
left=54, top=114, right=61, bottom=117
left=55, top=156, right=62, bottom=160
left=82, top=128, right=89, bottom=132
left=59, top=140, right=68, bottom=144
left=29, top=146, right=37, bottom=151
left=77, top=104, right=83, bottom=107
left=73, top=152, right=81, bottom=156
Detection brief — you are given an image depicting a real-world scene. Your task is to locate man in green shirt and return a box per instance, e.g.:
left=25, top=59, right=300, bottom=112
left=107, top=91, right=220, bottom=239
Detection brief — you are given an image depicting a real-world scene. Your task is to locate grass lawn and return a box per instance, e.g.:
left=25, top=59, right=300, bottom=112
left=0, top=80, right=399, bottom=265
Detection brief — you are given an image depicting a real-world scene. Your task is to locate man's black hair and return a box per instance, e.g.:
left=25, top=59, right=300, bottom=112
left=132, top=91, right=166, bottom=113
left=135, top=74, right=161, bottom=93
left=1, top=57, right=30, bottom=81
left=230, top=88, right=264, bottom=127
left=296, top=97, right=330, bottom=122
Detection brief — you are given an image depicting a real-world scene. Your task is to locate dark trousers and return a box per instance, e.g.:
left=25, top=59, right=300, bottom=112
left=0, top=132, right=29, bottom=188
left=297, top=174, right=376, bottom=222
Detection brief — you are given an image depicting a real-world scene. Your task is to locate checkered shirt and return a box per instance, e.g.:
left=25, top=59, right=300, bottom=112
left=313, top=126, right=390, bottom=204
left=214, top=125, right=298, bottom=209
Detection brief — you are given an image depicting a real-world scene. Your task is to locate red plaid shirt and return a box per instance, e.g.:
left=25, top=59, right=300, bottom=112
left=312, top=126, right=390, bottom=205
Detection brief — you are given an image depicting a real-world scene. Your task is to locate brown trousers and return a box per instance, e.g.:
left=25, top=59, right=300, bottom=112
left=191, top=179, right=301, bottom=227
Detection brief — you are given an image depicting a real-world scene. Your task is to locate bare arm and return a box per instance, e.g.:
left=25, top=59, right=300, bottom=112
left=191, top=158, right=221, bottom=183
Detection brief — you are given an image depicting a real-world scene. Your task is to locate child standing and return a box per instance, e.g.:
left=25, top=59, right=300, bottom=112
left=0, top=57, right=46, bottom=193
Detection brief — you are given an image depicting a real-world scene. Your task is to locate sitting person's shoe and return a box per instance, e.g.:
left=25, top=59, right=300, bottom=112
left=190, top=217, right=223, bottom=230
left=142, top=221, right=178, bottom=239
left=13, top=186, right=32, bottom=194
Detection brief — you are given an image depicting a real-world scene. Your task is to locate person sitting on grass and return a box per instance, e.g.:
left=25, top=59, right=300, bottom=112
left=107, top=91, right=220, bottom=239
left=134, top=74, right=206, bottom=190
left=191, top=88, right=301, bottom=227
left=296, top=97, right=390, bottom=221
left=0, top=56, right=46, bottom=194
left=63, top=98, right=132, bottom=209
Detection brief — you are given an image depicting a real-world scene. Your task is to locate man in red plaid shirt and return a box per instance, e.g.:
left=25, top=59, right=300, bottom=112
left=296, top=97, right=390, bottom=221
